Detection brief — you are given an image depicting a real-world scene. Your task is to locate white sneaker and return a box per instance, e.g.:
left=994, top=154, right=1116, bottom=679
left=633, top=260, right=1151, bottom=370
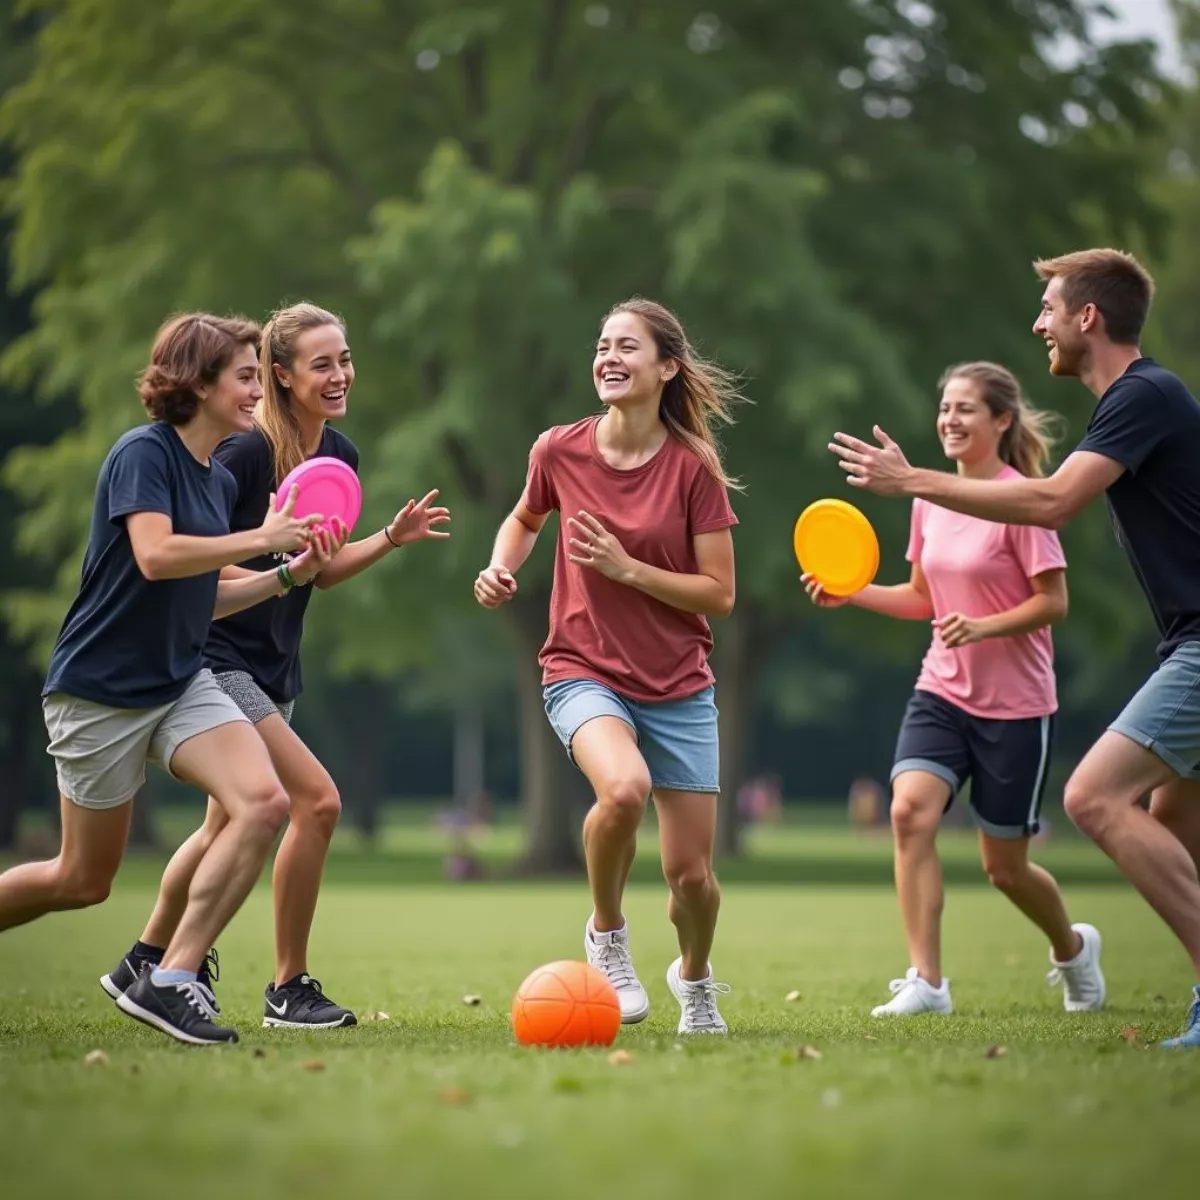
left=870, top=968, right=953, bottom=1017
left=584, top=917, right=650, bottom=1024
left=1047, top=922, right=1105, bottom=1012
left=666, top=957, right=730, bottom=1034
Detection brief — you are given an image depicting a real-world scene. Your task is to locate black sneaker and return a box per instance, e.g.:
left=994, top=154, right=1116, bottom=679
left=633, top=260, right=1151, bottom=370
left=100, top=945, right=221, bottom=1011
left=263, top=974, right=357, bottom=1029
left=116, top=971, right=238, bottom=1046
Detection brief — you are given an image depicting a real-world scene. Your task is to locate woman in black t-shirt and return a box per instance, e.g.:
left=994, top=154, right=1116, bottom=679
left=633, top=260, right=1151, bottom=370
left=103, top=303, right=449, bottom=1029
left=1, top=312, right=332, bottom=1047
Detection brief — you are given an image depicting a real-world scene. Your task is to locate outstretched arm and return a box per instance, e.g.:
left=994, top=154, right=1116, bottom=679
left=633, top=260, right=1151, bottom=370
left=829, top=426, right=1123, bottom=529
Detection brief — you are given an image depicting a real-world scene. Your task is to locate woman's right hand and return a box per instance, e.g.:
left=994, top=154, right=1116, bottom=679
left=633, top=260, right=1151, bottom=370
left=261, top=485, right=323, bottom=554
left=802, top=572, right=851, bottom=609
left=474, top=565, right=518, bottom=609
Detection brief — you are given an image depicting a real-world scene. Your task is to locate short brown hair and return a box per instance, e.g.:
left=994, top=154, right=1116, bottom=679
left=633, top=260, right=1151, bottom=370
left=137, top=313, right=262, bottom=425
left=1033, top=248, right=1155, bottom=345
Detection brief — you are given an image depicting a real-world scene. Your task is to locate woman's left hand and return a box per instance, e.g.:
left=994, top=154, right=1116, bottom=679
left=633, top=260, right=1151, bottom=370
left=288, top=520, right=349, bottom=585
left=935, top=612, right=987, bottom=648
left=567, top=511, right=635, bottom=583
left=386, top=489, right=452, bottom=546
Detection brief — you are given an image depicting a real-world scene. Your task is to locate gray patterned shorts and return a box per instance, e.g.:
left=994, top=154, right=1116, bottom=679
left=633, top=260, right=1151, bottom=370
left=212, top=671, right=295, bottom=726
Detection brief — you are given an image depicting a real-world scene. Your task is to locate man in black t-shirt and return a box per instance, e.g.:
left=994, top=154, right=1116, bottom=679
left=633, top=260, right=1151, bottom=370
left=830, top=248, right=1200, bottom=1048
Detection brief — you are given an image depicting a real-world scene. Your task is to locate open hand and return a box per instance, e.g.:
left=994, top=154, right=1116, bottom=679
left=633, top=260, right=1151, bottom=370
left=829, top=426, right=913, bottom=496
left=566, top=511, right=634, bottom=583
left=387, top=489, right=451, bottom=546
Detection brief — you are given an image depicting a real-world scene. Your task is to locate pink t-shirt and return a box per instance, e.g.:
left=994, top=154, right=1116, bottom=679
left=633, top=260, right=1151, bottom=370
left=523, top=415, right=738, bottom=702
left=907, top=466, right=1066, bottom=719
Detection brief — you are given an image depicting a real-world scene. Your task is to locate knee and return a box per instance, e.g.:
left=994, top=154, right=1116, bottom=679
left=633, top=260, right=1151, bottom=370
left=1063, top=775, right=1108, bottom=839
left=983, top=859, right=1023, bottom=893
left=663, top=857, right=715, bottom=900
left=240, top=782, right=291, bottom=842
left=294, top=783, right=342, bottom=839
left=597, top=777, right=649, bottom=825
left=54, top=864, right=113, bottom=910
left=890, top=791, right=939, bottom=842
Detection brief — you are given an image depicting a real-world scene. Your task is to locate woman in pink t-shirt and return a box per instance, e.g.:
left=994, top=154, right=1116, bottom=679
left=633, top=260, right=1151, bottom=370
left=474, top=299, right=740, bottom=1035
left=806, top=362, right=1106, bottom=1017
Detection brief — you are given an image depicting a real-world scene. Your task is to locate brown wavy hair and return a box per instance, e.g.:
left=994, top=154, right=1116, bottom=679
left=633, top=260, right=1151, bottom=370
left=603, top=297, right=744, bottom=490
left=257, top=302, right=346, bottom=485
left=137, top=313, right=261, bottom=425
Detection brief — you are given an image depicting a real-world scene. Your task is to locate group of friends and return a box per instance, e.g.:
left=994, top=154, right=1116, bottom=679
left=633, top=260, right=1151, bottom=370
left=1, top=247, right=1199, bottom=1050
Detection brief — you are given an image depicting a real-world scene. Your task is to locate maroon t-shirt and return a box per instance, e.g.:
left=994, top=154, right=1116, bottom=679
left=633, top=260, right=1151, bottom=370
left=522, top=415, right=738, bottom=702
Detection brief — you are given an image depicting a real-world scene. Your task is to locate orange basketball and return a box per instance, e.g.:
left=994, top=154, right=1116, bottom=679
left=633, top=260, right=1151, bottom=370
left=511, top=960, right=621, bottom=1048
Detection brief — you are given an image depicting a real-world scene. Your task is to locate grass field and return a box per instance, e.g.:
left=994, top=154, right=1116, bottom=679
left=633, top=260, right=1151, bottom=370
left=1, top=812, right=1196, bottom=1200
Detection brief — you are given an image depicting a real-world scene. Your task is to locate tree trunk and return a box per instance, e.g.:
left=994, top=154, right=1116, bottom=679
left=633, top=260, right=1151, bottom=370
left=714, top=606, right=753, bottom=857
left=510, top=597, right=583, bottom=874
left=340, top=678, right=392, bottom=841
left=453, top=706, right=486, bottom=806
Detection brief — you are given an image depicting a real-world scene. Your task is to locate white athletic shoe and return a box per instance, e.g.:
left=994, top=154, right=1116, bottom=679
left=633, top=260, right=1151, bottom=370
left=666, top=957, right=730, bottom=1035
left=870, top=968, right=953, bottom=1017
left=1047, top=922, right=1105, bottom=1012
left=584, top=916, right=650, bottom=1024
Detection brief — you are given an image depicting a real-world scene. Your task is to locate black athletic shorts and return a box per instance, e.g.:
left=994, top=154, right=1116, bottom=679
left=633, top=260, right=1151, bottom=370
left=890, top=689, right=1054, bottom=840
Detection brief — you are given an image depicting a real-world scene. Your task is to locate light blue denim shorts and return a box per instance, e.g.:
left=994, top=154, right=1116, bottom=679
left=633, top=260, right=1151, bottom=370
left=1110, top=641, right=1200, bottom=779
left=543, top=678, right=720, bottom=793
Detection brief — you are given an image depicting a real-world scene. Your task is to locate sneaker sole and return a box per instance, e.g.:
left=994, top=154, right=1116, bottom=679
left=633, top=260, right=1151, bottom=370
left=115, top=992, right=237, bottom=1046
left=262, top=1014, right=357, bottom=1029
left=98, top=974, right=124, bottom=1002
left=620, top=1000, right=650, bottom=1025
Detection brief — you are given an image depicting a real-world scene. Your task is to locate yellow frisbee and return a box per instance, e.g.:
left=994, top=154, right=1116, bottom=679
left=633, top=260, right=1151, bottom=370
left=793, top=498, right=880, bottom=597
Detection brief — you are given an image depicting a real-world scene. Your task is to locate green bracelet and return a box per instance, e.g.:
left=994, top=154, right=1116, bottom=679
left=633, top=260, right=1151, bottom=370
left=276, top=563, right=296, bottom=591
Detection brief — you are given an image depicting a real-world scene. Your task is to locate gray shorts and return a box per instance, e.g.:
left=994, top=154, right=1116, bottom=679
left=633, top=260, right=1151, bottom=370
left=1110, top=641, right=1200, bottom=779
left=212, top=670, right=295, bottom=726
left=43, top=669, right=249, bottom=810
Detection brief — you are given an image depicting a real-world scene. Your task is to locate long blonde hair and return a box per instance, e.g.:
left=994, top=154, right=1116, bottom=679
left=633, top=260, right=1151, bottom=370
left=603, top=298, right=744, bottom=490
left=257, top=302, right=346, bottom=486
left=938, top=361, right=1060, bottom=478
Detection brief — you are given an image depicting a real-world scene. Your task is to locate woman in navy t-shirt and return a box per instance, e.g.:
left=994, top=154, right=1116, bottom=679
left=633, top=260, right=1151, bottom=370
left=104, top=303, right=450, bottom=1030
left=0, top=312, right=332, bottom=1047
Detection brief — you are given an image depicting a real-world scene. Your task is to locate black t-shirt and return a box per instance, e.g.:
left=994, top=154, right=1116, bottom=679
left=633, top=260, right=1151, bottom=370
left=1075, top=358, right=1200, bottom=659
left=203, top=426, right=360, bottom=702
left=43, top=422, right=237, bottom=707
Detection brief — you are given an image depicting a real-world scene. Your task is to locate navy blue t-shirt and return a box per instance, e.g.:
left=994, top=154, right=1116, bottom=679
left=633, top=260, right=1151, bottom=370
left=43, top=422, right=237, bottom=707
left=203, top=426, right=359, bottom=703
left=1075, top=358, right=1200, bottom=659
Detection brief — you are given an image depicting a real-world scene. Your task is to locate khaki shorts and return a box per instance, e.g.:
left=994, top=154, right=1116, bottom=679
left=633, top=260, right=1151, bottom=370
left=43, top=669, right=249, bottom=810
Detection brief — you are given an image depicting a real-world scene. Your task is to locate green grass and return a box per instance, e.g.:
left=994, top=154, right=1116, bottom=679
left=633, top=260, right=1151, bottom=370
left=1, top=819, right=1196, bottom=1199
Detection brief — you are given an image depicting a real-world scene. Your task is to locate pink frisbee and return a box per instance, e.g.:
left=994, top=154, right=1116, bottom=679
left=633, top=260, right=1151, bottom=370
left=275, top=456, right=363, bottom=536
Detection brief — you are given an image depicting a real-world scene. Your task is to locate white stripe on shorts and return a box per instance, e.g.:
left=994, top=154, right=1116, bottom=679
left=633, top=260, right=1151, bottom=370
left=1027, top=715, right=1051, bottom=831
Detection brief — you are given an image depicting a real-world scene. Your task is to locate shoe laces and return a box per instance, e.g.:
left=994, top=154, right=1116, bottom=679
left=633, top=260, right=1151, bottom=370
left=1046, top=958, right=1098, bottom=1002
left=174, top=979, right=219, bottom=1021
left=887, top=969, right=920, bottom=996
left=681, top=977, right=731, bottom=1030
left=593, top=938, right=638, bottom=991
left=197, top=948, right=221, bottom=1012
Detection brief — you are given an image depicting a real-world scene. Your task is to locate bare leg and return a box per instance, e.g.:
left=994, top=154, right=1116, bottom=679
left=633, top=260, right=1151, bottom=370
left=654, top=788, right=719, bottom=981
left=890, top=771, right=950, bottom=985
left=1065, top=732, right=1200, bottom=977
left=139, top=798, right=227, bottom=948
left=0, top=797, right=131, bottom=931
left=978, top=833, right=1081, bottom=962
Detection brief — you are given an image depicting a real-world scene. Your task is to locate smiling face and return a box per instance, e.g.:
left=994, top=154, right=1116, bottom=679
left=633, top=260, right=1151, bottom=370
left=937, top=376, right=1010, bottom=468
left=1033, top=275, right=1088, bottom=378
left=199, top=342, right=263, bottom=435
left=274, top=323, right=354, bottom=422
left=593, top=311, right=677, bottom=407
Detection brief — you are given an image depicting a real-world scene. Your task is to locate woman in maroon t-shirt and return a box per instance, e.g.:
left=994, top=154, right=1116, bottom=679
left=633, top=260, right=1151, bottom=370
left=475, top=299, right=740, bottom=1035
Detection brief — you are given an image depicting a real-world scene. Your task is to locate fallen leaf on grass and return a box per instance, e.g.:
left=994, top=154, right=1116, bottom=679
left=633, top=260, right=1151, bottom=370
left=129, top=1063, right=141, bottom=1076
left=363, top=1011, right=391, bottom=1023
left=784, top=990, right=803, bottom=1003
left=440, top=1086, right=472, bottom=1106
left=1119, top=1026, right=1140, bottom=1043
left=984, top=1045, right=1007, bottom=1059
left=608, top=1050, right=634, bottom=1066
left=462, top=995, right=482, bottom=1007
left=302, top=1059, right=326, bottom=1072
left=252, top=1047, right=267, bottom=1059
left=781, top=1044, right=823, bottom=1064
left=84, top=1050, right=108, bottom=1067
